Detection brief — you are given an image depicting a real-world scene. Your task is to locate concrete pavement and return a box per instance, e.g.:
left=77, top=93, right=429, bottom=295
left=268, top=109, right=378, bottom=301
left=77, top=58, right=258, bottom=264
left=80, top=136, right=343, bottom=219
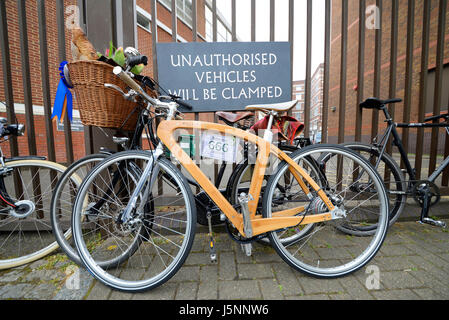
left=0, top=201, right=448, bottom=300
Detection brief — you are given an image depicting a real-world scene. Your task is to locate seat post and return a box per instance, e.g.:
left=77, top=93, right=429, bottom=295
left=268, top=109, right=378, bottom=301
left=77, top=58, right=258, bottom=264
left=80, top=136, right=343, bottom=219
left=264, top=112, right=276, bottom=143
left=381, top=105, right=393, bottom=123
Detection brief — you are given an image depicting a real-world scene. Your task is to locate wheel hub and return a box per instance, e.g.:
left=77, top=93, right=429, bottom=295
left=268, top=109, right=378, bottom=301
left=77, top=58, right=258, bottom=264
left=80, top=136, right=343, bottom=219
left=9, top=200, right=35, bottom=219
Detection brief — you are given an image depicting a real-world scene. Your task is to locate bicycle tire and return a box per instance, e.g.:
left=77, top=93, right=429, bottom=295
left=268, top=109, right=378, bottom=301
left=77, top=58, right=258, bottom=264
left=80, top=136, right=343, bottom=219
left=50, top=154, right=108, bottom=266
left=324, top=142, right=406, bottom=236
left=226, top=144, right=322, bottom=245
left=72, top=150, right=196, bottom=292
left=263, top=144, right=389, bottom=278
left=0, top=160, right=72, bottom=270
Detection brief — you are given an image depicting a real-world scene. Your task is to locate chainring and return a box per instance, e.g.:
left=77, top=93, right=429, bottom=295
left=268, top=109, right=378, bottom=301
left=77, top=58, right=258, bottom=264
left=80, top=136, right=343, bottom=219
left=412, top=180, right=441, bottom=208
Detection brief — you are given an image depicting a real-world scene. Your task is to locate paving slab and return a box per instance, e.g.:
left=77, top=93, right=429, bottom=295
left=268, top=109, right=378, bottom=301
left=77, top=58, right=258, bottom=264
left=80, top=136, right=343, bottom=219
left=0, top=218, right=447, bottom=301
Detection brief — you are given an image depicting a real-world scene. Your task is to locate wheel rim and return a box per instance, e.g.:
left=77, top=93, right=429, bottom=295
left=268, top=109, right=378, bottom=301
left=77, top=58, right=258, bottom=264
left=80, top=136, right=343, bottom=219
left=0, top=161, right=70, bottom=269
left=265, top=146, right=388, bottom=277
left=72, top=153, right=195, bottom=291
left=51, top=154, right=137, bottom=266
left=336, top=145, right=406, bottom=234
left=231, top=149, right=315, bottom=245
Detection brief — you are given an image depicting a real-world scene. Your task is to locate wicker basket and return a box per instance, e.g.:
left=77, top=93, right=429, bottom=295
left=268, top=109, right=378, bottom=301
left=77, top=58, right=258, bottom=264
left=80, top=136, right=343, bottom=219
left=68, top=60, right=145, bottom=131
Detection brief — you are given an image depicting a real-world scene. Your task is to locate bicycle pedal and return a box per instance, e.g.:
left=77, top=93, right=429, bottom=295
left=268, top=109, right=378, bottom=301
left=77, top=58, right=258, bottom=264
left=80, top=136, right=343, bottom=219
left=418, top=218, right=447, bottom=229
left=241, top=243, right=252, bottom=257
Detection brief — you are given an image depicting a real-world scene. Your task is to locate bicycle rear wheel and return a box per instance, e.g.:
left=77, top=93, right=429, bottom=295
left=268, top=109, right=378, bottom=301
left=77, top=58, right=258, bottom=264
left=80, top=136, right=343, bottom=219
left=72, top=151, right=196, bottom=292
left=50, top=153, right=110, bottom=266
left=263, top=145, right=389, bottom=278
left=0, top=160, right=73, bottom=270
left=335, top=142, right=406, bottom=235
left=227, top=145, right=321, bottom=245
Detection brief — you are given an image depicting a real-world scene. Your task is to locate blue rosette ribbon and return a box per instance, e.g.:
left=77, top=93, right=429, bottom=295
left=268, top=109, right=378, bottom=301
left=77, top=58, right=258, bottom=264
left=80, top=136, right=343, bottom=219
left=51, top=61, right=73, bottom=123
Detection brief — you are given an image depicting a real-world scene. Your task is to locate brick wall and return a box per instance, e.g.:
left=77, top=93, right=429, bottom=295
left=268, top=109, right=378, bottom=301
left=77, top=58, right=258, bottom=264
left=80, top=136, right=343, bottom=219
left=0, top=0, right=211, bottom=163
left=0, top=0, right=84, bottom=163
left=328, top=0, right=449, bottom=154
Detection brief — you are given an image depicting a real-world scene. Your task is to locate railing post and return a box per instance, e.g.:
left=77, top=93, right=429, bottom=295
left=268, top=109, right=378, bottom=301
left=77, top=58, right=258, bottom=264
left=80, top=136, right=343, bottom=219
left=0, top=0, right=19, bottom=157
left=338, top=0, right=348, bottom=144
left=385, top=0, right=399, bottom=159
left=355, top=0, right=366, bottom=143
left=429, top=0, right=447, bottom=176
left=415, top=0, right=431, bottom=180
left=37, top=0, right=57, bottom=163
left=56, top=0, right=74, bottom=164
left=304, top=0, right=312, bottom=139
left=322, top=0, right=330, bottom=144
left=371, top=0, right=382, bottom=142
left=401, top=0, right=415, bottom=169
left=288, top=0, right=294, bottom=117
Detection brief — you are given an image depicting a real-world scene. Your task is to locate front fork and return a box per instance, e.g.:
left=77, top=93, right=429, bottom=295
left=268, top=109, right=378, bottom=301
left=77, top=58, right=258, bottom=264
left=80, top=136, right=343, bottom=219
left=120, top=145, right=163, bottom=224
left=0, top=167, right=18, bottom=208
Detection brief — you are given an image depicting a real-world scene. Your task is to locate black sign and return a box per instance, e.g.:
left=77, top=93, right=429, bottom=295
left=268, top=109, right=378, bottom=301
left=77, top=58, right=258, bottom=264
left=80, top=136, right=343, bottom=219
left=156, top=42, right=292, bottom=112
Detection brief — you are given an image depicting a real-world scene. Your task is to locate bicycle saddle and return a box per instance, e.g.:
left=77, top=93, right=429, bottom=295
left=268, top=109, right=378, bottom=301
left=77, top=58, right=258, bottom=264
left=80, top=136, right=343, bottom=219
left=245, top=101, right=298, bottom=112
left=360, top=98, right=402, bottom=110
left=216, top=112, right=254, bottom=125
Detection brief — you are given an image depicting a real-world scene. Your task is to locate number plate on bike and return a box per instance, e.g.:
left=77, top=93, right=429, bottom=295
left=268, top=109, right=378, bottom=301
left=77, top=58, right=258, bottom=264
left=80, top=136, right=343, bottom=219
left=200, top=134, right=240, bottom=163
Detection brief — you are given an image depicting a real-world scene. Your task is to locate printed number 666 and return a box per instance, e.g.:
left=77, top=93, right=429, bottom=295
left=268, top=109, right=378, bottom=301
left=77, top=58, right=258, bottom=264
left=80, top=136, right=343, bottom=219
left=209, top=141, right=229, bottom=153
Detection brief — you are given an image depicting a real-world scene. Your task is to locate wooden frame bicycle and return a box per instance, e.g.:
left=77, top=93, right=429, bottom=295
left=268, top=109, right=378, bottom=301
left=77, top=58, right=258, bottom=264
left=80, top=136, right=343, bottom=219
left=158, top=119, right=340, bottom=238
left=69, top=64, right=390, bottom=292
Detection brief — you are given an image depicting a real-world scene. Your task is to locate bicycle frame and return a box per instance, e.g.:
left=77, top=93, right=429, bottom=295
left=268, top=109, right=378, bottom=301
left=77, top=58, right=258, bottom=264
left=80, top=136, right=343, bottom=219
left=157, top=120, right=339, bottom=238
left=373, top=107, right=449, bottom=185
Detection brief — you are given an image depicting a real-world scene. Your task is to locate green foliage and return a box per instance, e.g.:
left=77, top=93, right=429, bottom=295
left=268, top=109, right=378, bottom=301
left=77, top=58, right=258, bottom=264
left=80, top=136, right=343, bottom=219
left=101, top=41, right=144, bottom=75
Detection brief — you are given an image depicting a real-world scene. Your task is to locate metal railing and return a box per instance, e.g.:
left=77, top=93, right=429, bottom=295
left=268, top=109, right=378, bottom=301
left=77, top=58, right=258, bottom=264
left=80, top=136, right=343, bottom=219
left=0, top=0, right=448, bottom=188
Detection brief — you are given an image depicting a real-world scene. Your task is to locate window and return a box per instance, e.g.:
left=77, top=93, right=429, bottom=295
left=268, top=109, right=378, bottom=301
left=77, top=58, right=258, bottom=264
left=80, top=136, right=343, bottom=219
left=137, top=11, right=151, bottom=32
left=177, top=0, right=193, bottom=26
left=160, top=0, right=193, bottom=27
left=206, top=6, right=213, bottom=41
left=205, top=7, right=231, bottom=42
left=217, top=21, right=228, bottom=42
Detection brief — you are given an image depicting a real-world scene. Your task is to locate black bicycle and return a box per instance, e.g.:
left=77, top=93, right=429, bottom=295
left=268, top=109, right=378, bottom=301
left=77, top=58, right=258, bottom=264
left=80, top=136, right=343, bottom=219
left=330, top=97, right=448, bottom=236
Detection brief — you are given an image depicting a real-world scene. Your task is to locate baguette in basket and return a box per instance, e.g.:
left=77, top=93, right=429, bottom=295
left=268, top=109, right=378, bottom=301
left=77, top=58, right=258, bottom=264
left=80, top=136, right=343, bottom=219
left=67, top=28, right=157, bottom=131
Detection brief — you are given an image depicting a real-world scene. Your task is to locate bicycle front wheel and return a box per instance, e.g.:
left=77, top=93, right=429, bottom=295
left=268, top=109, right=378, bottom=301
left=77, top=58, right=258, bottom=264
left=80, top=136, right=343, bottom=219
left=263, top=145, right=389, bottom=278
left=0, top=159, right=73, bottom=270
left=72, top=151, right=196, bottom=292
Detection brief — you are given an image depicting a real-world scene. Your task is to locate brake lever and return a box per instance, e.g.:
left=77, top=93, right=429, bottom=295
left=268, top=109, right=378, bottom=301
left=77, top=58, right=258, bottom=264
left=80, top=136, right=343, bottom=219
left=104, top=83, right=136, bottom=102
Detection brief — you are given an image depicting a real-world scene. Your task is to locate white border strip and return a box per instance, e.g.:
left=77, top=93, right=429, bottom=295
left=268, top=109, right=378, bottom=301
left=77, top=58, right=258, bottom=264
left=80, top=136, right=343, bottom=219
left=0, top=102, right=81, bottom=119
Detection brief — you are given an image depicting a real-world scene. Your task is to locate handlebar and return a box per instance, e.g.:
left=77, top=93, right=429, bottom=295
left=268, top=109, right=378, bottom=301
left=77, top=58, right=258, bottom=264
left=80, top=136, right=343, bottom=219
left=0, top=123, right=25, bottom=138
left=113, top=66, right=195, bottom=115
left=113, top=66, right=157, bottom=104
left=424, top=112, right=449, bottom=123
left=127, top=55, right=148, bottom=69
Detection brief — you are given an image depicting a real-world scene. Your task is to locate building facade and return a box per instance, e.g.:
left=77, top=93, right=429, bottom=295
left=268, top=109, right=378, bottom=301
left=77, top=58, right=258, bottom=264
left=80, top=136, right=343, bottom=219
left=292, top=63, right=324, bottom=142
left=0, top=0, right=233, bottom=162
left=327, top=0, right=449, bottom=154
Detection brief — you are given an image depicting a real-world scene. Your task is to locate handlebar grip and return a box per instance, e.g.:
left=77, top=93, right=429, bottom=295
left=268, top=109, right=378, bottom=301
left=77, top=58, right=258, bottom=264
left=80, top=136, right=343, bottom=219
left=0, top=124, right=25, bottom=138
left=127, top=55, right=148, bottom=68
left=113, top=66, right=155, bottom=103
